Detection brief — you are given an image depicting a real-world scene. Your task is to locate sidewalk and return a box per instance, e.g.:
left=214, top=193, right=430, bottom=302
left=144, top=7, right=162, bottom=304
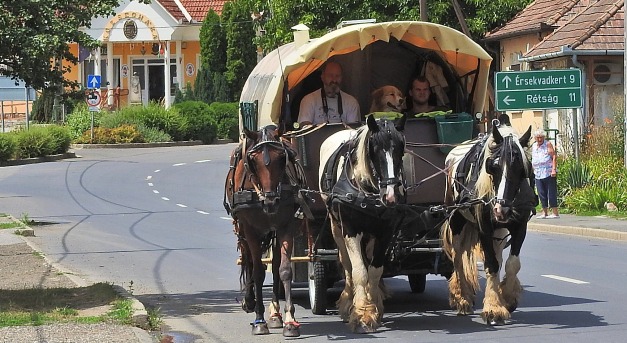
left=528, top=213, right=627, bottom=241
left=0, top=216, right=154, bottom=343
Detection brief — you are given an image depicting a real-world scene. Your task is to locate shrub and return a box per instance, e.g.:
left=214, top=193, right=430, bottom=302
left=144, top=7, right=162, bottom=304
left=99, top=110, right=144, bottom=129
left=13, top=126, right=54, bottom=158
left=110, top=125, right=144, bottom=143
left=75, top=127, right=116, bottom=144
left=208, top=102, right=238, bottom=140
left=67, top=103, right=101, bottom=140
left=118, top=102, right=188, bottom=141
left=45, top=125, right=72, bottom=154
left=136, top=124, right=172, bottom=143
left=174, top=101, right=217, bottom=144
left=0, top=134, right=16, bottom=161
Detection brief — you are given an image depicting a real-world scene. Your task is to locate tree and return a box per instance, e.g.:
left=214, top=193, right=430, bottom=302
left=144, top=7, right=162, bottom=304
left=256, top=0, right=532, bottom=51
left=0, top=0, right=149, bottom=90
left=222, top=0, right=257, bottom=102
left=199, top=10, right=227, bottom=73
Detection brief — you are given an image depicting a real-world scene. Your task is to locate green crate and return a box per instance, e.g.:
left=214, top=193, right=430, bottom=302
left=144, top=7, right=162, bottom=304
left=434, top=113, right=474, bottom=153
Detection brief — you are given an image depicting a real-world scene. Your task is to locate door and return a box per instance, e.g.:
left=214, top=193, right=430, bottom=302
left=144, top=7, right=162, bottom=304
left=148, top=65, right=164, bottom=102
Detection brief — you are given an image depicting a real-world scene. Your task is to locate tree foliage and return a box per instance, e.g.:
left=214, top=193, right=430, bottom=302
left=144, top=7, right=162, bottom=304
left=222, top=0, right=258, bottom=102
left=199, top=10, right=226, bottom=73
left=0, top=0, right=149, bottom=90
left=256, top=0, right=532, bottom=52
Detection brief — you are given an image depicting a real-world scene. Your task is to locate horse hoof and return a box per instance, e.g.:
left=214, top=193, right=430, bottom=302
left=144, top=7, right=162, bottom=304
left=354, top=323, right=377, bottom=334
left=283, top=322, right=301, bottom=337
left=267, top=314, right=283, bottom=329
left=507, top=301, right=518, bottom=313
left=485, top=315, right=506, bottom=326
left=241, top=300, right=255, bottom=313
left=251, top=322, right=270, bottom=335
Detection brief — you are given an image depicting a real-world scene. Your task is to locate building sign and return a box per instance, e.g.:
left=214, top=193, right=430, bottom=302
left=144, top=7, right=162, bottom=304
left=186, top=63, right=195, bottom=76
left=121, top=64, right=129, bottom=78
left=102, top=11, right=159, bottom=42
left=495, top=69, right=582, bottom=111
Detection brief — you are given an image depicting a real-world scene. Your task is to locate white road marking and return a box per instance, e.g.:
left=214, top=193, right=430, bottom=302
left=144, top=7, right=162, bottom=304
left=153, top=190, right=159, bottom=194
left=195, top=160, right=211, bottom=163
left=176, top=204, right=187, bottom=208
left=220, top=217, right=232, bottom=220
left=146, top=176, right=152, bottom=180
left=542, top=274, right=589, bottom=284
left=197, top=211, right=209, bottom=215
left=161, top=197, right=170, bottom=201
left=148, top=183, right=153, bottom=187
left=173, top=163, right=186, bottom=167
left=154, top=170, right=160, bottom=173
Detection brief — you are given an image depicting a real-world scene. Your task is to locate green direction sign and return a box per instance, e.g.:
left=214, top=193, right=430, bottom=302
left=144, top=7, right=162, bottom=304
left=495, top=69, right=582, bottom=111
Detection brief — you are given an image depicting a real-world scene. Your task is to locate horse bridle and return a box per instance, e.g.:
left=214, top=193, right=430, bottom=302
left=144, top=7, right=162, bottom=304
left=243, top=139, right=294, bottom=202
left=367, top=135, right=405, bottom=190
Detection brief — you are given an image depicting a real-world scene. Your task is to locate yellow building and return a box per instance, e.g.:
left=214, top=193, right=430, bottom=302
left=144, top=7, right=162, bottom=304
left=69, top=0, right=226, bottom=109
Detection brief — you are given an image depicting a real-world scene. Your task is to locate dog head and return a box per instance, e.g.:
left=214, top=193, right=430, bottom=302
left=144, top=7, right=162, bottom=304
left=369, top=85, right=405, bottom=113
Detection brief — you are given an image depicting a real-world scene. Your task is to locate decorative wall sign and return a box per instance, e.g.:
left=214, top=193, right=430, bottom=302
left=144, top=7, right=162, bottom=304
left=121, top=64, right=129, bottom=78
left=186, top=63, right=195, bottom=76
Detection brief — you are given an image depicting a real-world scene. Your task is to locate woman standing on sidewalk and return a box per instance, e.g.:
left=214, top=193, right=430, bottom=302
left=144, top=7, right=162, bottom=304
left=531, top=129, right=559, bottom=219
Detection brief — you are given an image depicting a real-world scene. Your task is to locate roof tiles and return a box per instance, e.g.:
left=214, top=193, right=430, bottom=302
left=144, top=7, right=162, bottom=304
left=484, top=0, right=589, bottom=41
left=524, top=0, right=624, bottom=57
left=156, top=0, right=228, bottom=22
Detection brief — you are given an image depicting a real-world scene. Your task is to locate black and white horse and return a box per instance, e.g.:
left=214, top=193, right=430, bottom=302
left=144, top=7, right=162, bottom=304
left=318, top=115, right=406, bottom=332
left=224, top=125, right=307, bottom=336
left=442, top=114, right=537, bottom=325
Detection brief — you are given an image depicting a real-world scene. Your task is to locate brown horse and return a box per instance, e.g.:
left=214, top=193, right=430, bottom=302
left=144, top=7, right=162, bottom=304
left=224, top=125, right=307, bottom=337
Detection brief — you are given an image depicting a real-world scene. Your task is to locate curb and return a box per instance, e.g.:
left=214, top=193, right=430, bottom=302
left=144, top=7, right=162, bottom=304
left=6, top=215, right=151, bottom=329
left=528, top=222, right=627, bottom=241
left=0, top=152, right=77, bottom=167
left=71, top=140, right=204, bottom=149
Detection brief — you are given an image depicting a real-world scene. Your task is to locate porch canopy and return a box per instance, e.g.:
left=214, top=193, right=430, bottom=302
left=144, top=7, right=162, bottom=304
left=241, top=21, right=493, bottom=127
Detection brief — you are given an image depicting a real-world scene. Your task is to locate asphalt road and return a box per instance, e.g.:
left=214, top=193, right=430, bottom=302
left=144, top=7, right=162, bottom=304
left=1, top=145, right=626, bottom=343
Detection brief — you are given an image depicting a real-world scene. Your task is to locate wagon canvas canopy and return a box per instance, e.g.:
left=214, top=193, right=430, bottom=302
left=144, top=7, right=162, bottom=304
left=240, top=21, right=492, bottom=127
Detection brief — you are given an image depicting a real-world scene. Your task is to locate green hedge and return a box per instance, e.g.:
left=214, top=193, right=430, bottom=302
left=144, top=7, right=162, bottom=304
left=173, top=101, right=217, bottom=144
left=65, top=101, right=237, bottom=144
left=0, top=134, right=16, bottom=162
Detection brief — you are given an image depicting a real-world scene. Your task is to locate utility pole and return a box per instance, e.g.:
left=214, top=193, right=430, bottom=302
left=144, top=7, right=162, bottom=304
left=420, top=0, right=427, bottom=21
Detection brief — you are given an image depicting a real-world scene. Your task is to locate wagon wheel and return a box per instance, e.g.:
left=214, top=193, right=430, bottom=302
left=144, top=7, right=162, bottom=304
left=408, top=274, right=427, bottom=293
left=308, top=261, right=328, bottom=315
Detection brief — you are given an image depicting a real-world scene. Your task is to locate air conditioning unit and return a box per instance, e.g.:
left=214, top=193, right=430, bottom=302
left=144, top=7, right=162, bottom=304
left=593, top=63, right=623, bottom=85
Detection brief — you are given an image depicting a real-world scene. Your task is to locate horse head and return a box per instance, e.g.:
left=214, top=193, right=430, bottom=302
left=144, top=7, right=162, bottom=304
left=480, top=116, right=533, bottom=223
left=243, top=125, right=296, bottom=215
left=360, top=114, right=407, bottom=206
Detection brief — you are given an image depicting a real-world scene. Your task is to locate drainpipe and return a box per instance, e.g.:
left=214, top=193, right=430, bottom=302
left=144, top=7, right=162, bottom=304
left=571, top=54, right=585, bottom=162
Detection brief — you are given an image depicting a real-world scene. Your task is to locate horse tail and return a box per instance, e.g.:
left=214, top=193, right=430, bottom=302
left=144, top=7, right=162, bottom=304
left=235, top=222, right=251, bottom=292
left=441, top=220, right=454, bottom=261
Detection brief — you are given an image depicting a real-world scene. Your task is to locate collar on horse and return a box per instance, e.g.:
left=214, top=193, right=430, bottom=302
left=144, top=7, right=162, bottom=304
left=223, top=138, right=305, bottom=215
left=320, top=138, right=393, bottom=215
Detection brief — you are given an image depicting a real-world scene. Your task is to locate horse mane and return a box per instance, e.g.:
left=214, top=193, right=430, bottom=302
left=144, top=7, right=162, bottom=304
left=474, top=125, right=530, bottom=199
left=353, top=126, right=377, bottom=189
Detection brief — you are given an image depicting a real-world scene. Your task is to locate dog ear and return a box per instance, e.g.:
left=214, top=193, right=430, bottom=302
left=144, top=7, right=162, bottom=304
left=371, top=87, right=383, bottom=102
left=369, top=87, right=384, bottom=113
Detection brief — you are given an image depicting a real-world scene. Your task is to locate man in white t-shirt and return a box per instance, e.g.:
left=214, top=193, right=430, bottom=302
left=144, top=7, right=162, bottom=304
left=297, top=61, right=361, bottom=126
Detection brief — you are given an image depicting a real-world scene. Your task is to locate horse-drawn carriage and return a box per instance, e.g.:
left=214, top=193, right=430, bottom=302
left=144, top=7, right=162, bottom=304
left=227, top=21, right=537, bottom=335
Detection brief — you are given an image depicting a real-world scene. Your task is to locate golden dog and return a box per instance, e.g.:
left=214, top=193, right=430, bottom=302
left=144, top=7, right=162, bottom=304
left=369, top=85, right=405, bottom=113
